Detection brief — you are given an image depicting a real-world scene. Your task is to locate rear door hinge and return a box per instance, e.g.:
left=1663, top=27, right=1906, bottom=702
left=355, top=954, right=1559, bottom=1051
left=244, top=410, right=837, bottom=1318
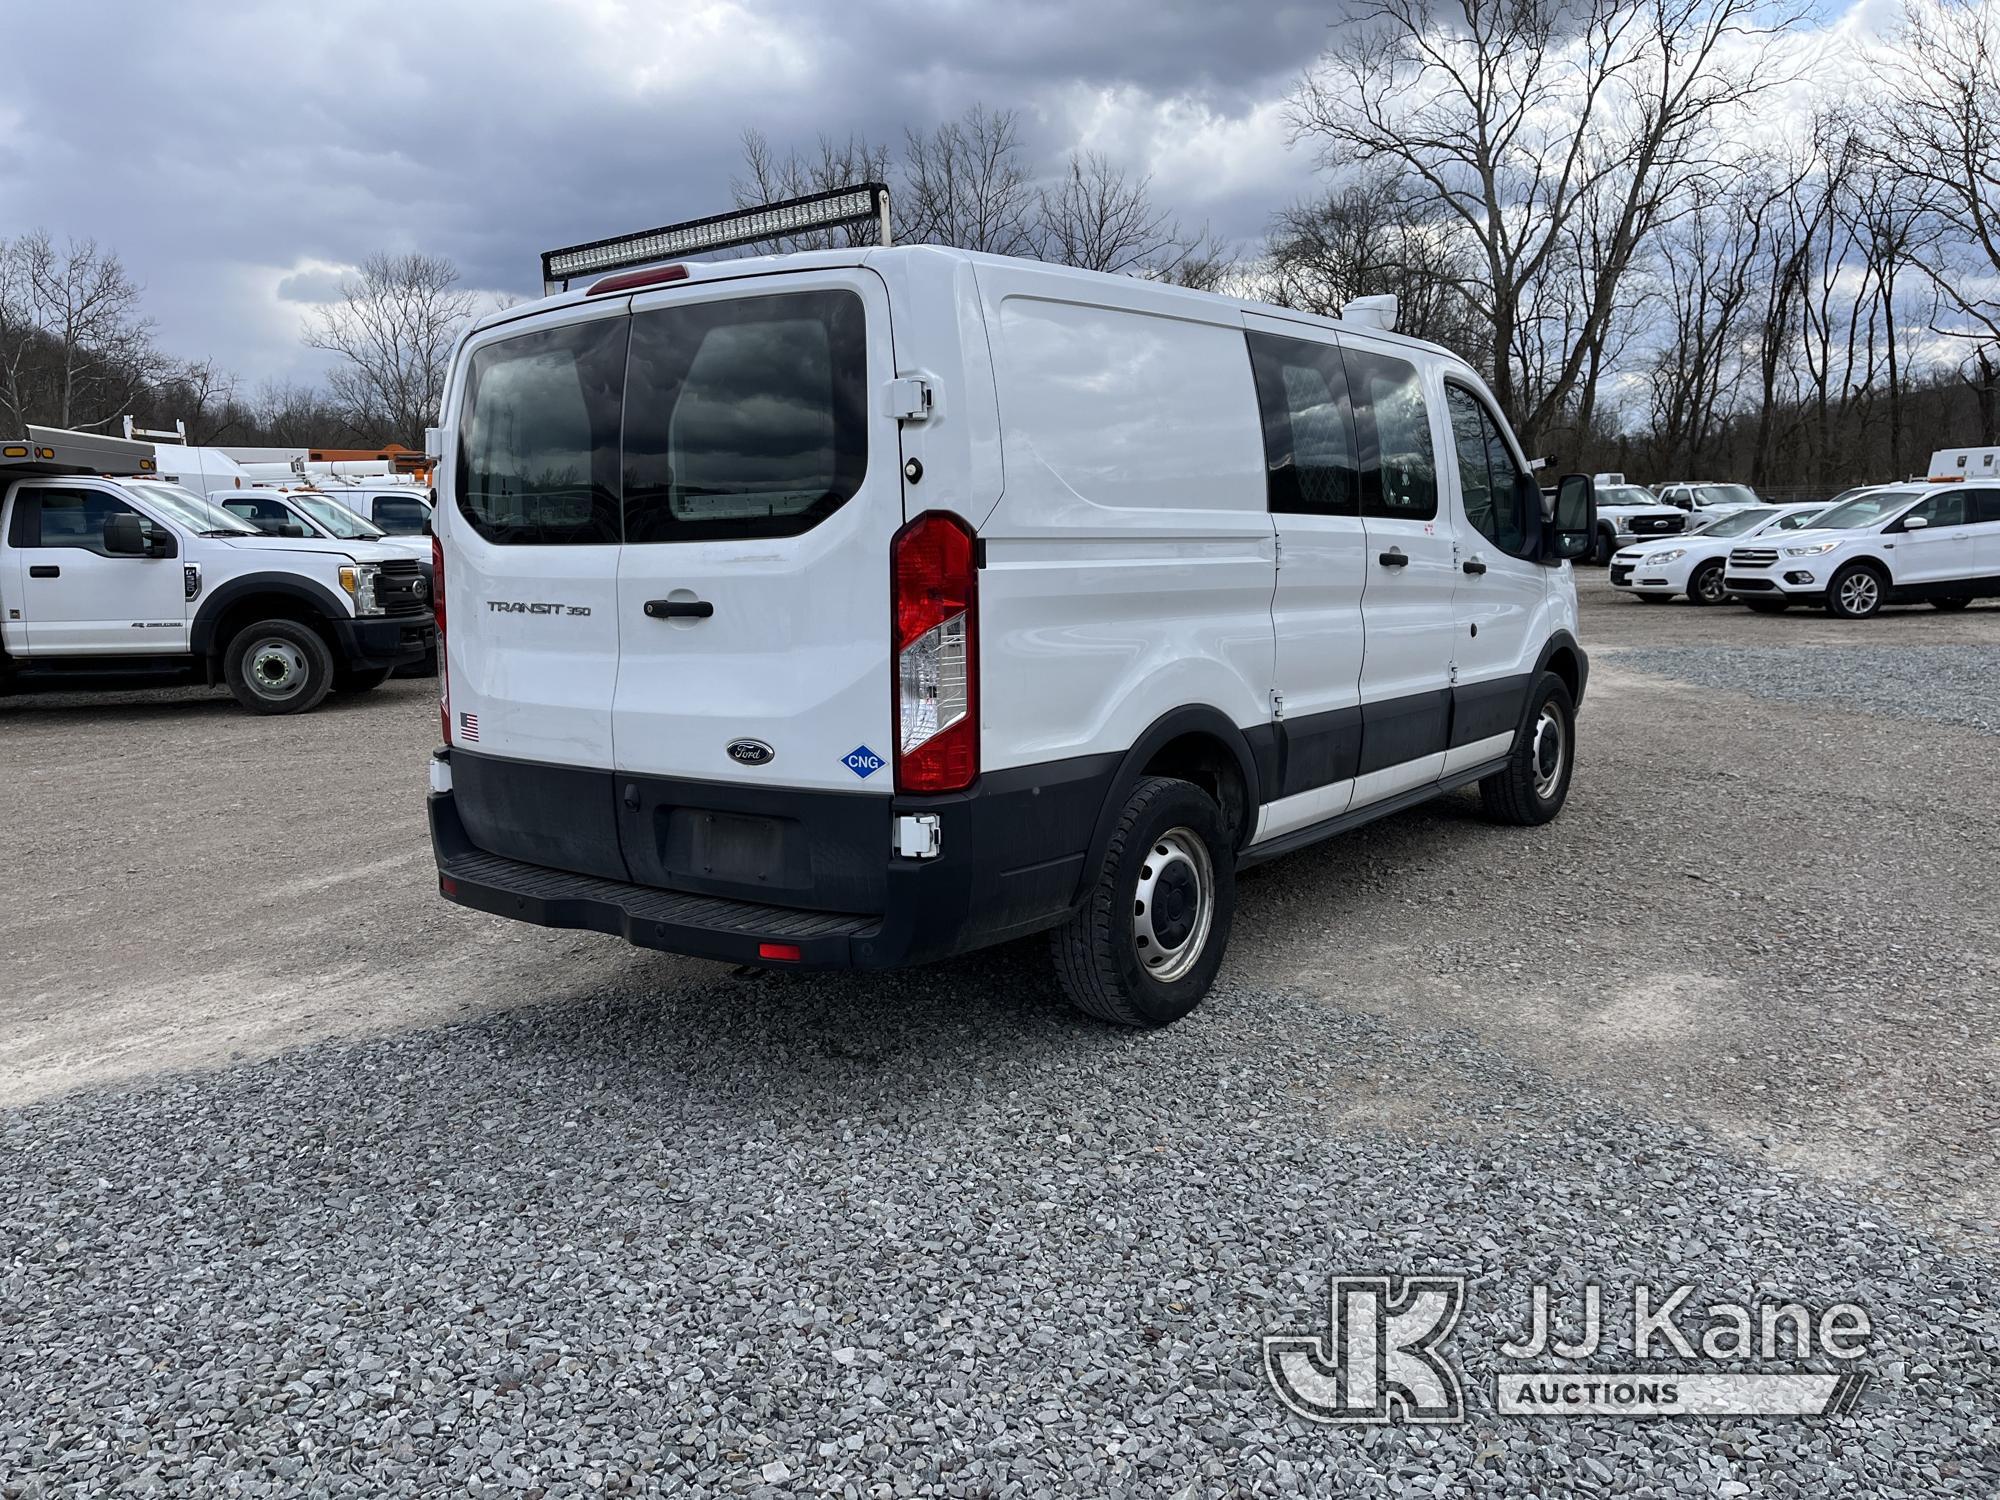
left=884, top=377, right=935, bottom=423
left=1270, top=689, right=1286, bottom=722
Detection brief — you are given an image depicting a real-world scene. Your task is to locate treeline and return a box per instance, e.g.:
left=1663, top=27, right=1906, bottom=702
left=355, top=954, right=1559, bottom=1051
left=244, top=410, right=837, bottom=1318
left=4, top=0, right=1996, bottom=491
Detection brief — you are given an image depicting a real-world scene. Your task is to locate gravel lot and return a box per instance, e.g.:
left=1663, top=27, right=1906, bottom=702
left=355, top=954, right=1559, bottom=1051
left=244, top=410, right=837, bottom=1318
left=1, top=574, right=1996, bottom=1495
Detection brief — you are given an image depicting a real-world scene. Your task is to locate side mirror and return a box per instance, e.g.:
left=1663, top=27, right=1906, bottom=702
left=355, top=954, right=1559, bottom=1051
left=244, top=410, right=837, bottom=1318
left=1900, top=514, right=1929, bottom=531
left=1543, top=474, right=1596, bottom=564
left=276, top=522, right=306, bottom=538
left=103, top=512, right=146, bottom=555
left=146, top=525, right=174, bottom=558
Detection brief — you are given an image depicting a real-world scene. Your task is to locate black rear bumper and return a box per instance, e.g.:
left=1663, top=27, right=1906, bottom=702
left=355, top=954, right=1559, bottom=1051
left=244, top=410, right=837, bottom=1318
left=428, top=750, right=1119, bottom=970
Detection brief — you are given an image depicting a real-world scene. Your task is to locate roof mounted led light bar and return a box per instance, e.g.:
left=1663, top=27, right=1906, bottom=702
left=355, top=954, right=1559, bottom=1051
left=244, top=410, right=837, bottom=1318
left=540, top=182, right=893, bottom=295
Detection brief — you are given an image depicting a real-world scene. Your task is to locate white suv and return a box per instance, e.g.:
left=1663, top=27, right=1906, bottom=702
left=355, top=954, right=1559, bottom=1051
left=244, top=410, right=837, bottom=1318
left=1611, top=503, right=1827, bottom=605
left=1723, top=483, right=2000, bottom=617
left=424, top=236, right=1598, bottom=1027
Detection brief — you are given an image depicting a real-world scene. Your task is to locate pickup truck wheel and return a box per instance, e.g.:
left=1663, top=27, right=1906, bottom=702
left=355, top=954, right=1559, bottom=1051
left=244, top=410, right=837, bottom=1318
left=1827, top=564, right=1886, bottom=619
left=1687, top=560, right=1728, bottom=605
left=1479, top=673, right=1576, bottom=827
left=1590, top=527, right=1616, bottom=566
left=336, top=666, right=393, bottom=693
left=1051, top=775, right=1234, bottom=1029
left=223, top=619, right=334, bottom=714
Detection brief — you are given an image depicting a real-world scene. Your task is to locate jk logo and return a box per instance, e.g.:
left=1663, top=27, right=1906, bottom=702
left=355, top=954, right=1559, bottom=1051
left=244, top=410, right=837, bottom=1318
left=1264, top=1275, right=1467, bottom=1424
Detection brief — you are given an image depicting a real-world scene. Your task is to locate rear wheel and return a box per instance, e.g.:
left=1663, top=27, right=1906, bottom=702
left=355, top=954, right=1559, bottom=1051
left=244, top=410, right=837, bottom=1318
left=1051, top=776, right=1235, bottom=1028
left=1744, top=598, right=1790, bottom=614
left=223, top=619, right=334, bottom=715
left=1827, top=564, right=1886, bottom=619
left=1687, top=560, right=1728, bottom=606
left=1479, top=673, right=1576, bottom=827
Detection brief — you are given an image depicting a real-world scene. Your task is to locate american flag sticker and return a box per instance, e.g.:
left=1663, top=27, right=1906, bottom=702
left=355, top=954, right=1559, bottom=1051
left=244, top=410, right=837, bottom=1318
left=459, top=712, right=479, bottom=742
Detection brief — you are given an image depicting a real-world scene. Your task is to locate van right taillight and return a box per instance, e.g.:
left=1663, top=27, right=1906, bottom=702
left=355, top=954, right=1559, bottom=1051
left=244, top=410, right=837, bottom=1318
left=432, top=532, right=449, bottom=746
left=892, top=512, right=977, bottom=794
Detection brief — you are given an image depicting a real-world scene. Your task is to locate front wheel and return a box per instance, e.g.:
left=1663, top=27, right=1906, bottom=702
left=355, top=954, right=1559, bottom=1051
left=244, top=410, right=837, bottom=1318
left=1479, top=673, right=1576, bottom=827
left=1827, top=564, right=1887, bottom=619
left=1050, top=776, right=1235, bottom=1028
left=223, top=619, right=334, bottom=715
left=1687, top=561, right=1728, bottom=606
left=1590, top=528, right=1616, bottom=566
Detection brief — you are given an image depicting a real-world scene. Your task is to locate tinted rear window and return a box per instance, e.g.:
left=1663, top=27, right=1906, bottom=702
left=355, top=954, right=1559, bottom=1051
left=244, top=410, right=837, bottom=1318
left=457, top=315, right=628, bottom=546
left=622, top=289, right=867, bottom=544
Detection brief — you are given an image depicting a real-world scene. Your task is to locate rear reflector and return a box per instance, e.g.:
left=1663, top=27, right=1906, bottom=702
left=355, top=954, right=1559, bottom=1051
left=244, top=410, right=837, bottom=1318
left=758, top=942, right=802, bottom=963
left=439, top=875, right=458, bottom=898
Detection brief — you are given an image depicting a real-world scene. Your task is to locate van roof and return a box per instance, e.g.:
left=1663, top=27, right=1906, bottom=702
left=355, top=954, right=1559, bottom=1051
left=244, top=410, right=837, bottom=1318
left=475, top=244, right=1458, bottom=365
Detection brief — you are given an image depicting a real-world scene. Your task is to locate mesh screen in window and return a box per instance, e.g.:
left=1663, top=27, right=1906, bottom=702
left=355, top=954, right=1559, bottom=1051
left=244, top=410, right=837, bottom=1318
left=1246, top=330, right=1359, bottom=517
left=1345, top=348, right=1437, bottom=520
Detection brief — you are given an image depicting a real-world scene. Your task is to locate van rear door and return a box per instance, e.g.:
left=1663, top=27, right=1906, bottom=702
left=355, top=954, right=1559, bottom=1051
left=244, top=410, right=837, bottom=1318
left=442, top=302, right=631, bottom=878
left=609, top=271, right=903, bottom=901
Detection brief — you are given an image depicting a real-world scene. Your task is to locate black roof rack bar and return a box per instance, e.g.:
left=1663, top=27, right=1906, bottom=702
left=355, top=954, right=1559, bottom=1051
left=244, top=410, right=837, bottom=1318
left=540, top=182, right=891, bottom=294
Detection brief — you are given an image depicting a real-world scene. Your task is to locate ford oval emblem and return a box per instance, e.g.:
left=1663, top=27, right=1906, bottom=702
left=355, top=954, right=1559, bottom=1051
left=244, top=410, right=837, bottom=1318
left=726, top=739, right=775, bottom=767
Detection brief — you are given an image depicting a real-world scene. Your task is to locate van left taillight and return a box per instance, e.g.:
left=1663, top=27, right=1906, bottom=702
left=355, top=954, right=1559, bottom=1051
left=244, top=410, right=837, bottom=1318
left=432, top=532, right=450, bottom=746
left=892, top=512, right=977, bottom=794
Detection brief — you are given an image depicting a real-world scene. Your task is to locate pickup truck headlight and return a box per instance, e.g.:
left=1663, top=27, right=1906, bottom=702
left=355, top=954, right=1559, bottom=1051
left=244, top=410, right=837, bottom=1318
left=338, top=562, right=384, bottom=616
left=1643, top=548, right=1686, bottom=564
left=1783, top=541, right=1840, bottom=556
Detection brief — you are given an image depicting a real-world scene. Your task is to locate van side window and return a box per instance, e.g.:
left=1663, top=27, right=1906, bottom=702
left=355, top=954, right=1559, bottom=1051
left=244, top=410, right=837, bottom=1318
left=456, top=315, right=628, bottom=546
left=1444, top=383, right=1531, bottom=556
left=623, top=289, right=867, bottom=544
left=1245, top=331, right=1359, bottom=516
left=1343, top=349, right=1437, bottom=521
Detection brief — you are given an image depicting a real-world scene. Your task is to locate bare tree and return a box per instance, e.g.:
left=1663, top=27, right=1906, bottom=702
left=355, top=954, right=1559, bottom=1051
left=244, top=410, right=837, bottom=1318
left=0, top=231, right=160, bottom=431
left=302, top=252, right=476, bottom=446
left=1031, top=152, right=1190, bottom=277
left=1291, top=0, right=1800, bottom=449
left=1263, top=175, right=1485, bottom=353
left=901, top=106, right=1036, bottom=254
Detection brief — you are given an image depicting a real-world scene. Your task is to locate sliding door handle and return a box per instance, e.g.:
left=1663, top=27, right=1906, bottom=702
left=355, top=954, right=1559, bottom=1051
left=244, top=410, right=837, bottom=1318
left=643, top=599, right=714, bottom=620
left=1462, top=559, right=1487, bottom=576
left=1377, top=549, right=1409, bottom=568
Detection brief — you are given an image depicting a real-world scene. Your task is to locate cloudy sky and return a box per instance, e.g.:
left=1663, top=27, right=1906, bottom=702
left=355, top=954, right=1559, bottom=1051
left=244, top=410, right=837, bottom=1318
left=0, top=0, right=1888, bottom=391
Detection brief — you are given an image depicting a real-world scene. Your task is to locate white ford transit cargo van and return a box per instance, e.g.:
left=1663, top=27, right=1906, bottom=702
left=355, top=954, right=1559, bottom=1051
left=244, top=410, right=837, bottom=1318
left=426, top=240, right=1595, bottom=1026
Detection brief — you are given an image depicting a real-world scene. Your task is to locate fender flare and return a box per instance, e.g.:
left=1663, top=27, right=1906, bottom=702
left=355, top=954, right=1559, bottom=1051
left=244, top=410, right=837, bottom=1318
left=190, top=573, right=351, bottom=658
left=1531, top=628, right=1589, bottom=707
left=1078, top=705, right=1268, bottom=896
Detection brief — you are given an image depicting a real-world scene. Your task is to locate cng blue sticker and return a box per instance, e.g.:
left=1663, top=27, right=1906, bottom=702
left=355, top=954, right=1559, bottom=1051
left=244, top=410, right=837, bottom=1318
left=843, top=745, right=885, bottom=779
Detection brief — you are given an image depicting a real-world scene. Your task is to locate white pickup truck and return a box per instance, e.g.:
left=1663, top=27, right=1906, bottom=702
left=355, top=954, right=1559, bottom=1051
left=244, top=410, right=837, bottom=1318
left=1, top=426, right=434, bottom=713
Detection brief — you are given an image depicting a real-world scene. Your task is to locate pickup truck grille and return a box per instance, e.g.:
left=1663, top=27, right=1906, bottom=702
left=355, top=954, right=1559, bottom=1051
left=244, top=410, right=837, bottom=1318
left=375, top=558, right=430, bottom=616
left=1730, top=548, right=1779, bottom=568
left=1626, top=514, right=1686, bottom=536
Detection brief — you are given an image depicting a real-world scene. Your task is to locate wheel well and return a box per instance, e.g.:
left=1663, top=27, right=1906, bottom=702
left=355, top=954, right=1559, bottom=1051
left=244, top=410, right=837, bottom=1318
left=207, top=595, right=337, bottom=668
left=1141, top=732, right=1251, bottom=848
left=1835, top=556, right=1888, bottom=578
left=1544, top=645, right=1582, bottom=703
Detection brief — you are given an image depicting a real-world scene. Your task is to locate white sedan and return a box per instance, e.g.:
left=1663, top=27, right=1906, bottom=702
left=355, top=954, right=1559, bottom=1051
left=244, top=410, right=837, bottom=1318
left=1610, top=503, right=1830, bottom=605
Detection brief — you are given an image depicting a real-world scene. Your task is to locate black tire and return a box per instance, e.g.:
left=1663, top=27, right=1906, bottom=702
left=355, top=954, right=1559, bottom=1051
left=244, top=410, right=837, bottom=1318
left=336, top=666, right=393, bottom=693
left=1826, top=563, right=1887, bottom=619
left=1687, top=560, right=1728, bottom=606
left=222, top=619, right=334, bottom=715
left=1479, top=673, right=1576, bottom=827
left=1743, top=598, right=1790, bottom=614
left=1590, top=527, right=1616, bottom=566
left=1637, top=593, right=1670, bottom=604
left=1050, top=776, right=1235, bottom=1028
left=1930, top=596, right=1972, bottom=612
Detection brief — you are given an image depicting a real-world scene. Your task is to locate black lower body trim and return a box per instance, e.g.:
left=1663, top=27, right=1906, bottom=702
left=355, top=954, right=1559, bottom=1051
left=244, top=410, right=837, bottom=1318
left=1237, top=754, right=1511, bottom=868
left=336, top=615, right=434, bottom=671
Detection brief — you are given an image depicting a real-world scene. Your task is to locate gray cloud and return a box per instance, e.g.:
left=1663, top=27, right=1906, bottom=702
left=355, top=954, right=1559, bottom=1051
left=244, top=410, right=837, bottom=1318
left=0, top=0, right=1343, bottom=382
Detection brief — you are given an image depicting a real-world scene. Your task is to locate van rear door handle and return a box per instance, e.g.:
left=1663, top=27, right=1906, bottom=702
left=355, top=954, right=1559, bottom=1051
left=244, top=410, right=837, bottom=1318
left=28, top=565, right=59, bottom=578
left=1462, top=559, right=1487, bottom=575
left=643, top=599, right=714, bottom=619
left=1377, top=550, right=1409, bottom=568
